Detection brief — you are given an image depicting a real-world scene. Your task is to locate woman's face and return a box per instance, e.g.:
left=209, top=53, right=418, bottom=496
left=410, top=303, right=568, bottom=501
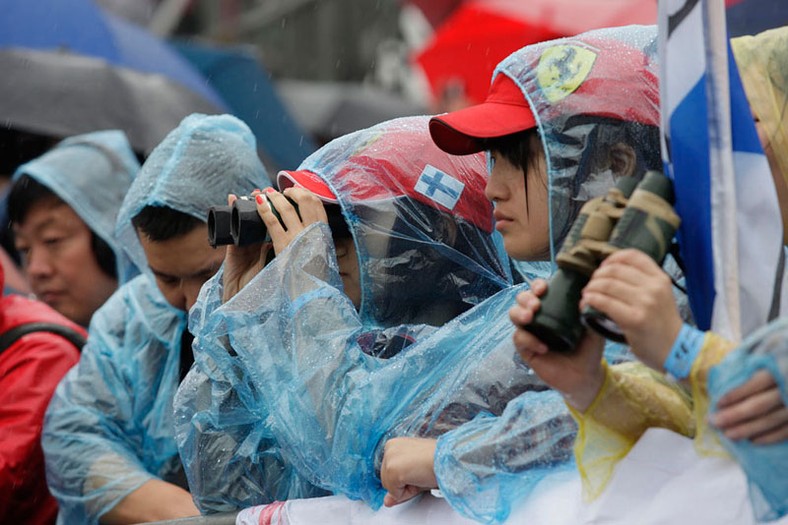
left=14, top=199, right=118, bottom=325
left=484, top=138, right=551, bottom=261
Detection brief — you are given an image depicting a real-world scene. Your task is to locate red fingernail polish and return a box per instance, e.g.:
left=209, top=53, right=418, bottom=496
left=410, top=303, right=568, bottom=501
left=265, top=187, right=275, bottom=193
left=256, top=194, right=264, bottom=205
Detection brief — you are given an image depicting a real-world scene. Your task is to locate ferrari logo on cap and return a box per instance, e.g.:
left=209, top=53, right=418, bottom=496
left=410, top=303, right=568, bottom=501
left=536, top=45, right=597, bottom=104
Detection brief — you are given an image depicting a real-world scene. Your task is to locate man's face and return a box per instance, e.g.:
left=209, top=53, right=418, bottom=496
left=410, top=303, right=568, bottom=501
left=13, top=198, right=118, bottom=325
left=138, top=223, right=225, bottom=312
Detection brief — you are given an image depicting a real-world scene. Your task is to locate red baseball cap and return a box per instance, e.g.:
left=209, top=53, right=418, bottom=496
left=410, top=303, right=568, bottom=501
left=277, top=117, right=495, bottom=233
left=277, top=169, right=339, bottom=204
left=430, top=35, right=659, bottom=156
left=429, top=73, right=536, bottom=156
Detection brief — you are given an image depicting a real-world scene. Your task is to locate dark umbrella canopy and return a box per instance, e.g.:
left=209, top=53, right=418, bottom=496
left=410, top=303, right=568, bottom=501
left=0, top=0, right=227, bottom=154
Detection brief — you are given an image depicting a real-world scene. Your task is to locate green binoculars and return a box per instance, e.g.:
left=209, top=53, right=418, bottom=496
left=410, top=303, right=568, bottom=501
left=522, top=170, right=681, bottom=353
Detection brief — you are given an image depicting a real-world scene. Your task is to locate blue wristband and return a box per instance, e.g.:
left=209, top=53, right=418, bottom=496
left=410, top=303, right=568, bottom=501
left=663, top=323, right=705, bottom=380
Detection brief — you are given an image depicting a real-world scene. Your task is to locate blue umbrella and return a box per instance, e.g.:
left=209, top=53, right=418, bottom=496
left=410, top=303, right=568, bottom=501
left=0, top=0, right=228, bottom=154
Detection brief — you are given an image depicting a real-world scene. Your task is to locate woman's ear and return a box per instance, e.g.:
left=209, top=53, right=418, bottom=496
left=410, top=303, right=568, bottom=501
left=609, top=142, right=638, bottom=177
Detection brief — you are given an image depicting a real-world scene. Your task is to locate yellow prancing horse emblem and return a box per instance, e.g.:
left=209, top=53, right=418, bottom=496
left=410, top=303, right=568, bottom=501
left=536, top=45, right=597, bottom=104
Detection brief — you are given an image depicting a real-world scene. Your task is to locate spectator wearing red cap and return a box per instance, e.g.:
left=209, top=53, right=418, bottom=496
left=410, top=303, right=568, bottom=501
left=377, top=26, right=696, bottom=523
left=174, top=115, right=514, bottom=513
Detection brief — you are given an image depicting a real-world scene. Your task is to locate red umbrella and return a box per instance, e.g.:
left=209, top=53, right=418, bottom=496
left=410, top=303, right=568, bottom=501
left=414, top=0, right=657, bottom=107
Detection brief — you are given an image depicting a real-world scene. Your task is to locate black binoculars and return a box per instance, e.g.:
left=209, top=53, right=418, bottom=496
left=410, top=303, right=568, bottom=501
left=522, top=170, right=681, bottom=353
left=207, top=194, right=296, bottom=247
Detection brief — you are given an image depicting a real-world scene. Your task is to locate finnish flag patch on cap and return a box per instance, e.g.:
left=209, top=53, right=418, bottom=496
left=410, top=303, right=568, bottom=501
left=414, top=165, right=465, bottom=210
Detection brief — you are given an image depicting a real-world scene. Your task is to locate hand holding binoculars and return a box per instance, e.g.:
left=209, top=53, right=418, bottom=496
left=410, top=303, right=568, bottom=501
left=208, top=193, right=298, bottom=247
left=522, top=170, right=681, bottom=353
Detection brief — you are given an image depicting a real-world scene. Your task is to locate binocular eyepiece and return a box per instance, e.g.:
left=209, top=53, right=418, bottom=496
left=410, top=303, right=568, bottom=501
left=523, top=170, right=681, bottom=352
left=208, top=194, right=296, bottom=247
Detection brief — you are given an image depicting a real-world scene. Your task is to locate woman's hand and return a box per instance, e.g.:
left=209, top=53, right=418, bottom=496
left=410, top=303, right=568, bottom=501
left=222, top=192, right=272, bottom=303
left=260, top=187, right=328, bottom=256
left=510, top=279, right=606, bottom=412
left=580, top=249, right=683, bottom=371
left=222, top=187, right=330, bottom=302
left=380, top=437, right=438, bottom=507
left=711, top=370, right=788, bottom=444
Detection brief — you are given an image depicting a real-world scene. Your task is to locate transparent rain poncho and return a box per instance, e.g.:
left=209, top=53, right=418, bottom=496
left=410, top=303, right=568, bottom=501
left=42, top=114, right=270, bottom=525
left=12, top=130, right=140, bottom=283
left=175, top=115, right=513, bottom=512
left=179, top=26, right=668, bottom=525
left=705, top=318, right=788, bottom=522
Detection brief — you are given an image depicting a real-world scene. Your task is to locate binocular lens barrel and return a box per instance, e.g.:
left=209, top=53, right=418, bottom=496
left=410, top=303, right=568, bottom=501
left=206, top=198, right=268, bottom=247
left=231, top=199, right=268, bottom=246
left=207, top=206, right=233, bottom=247
left=206, top=194, right=301, bottom=247
left=524, top=269, right=589, bottom=353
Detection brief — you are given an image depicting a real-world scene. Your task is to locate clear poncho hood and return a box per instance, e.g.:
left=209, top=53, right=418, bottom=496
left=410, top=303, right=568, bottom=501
left=115, top=113, right=270, bottom=272
left=287, top=115, right=511, bottom=327
left=13, top=130, right=140, bottom=282
left=494, top=25, right=661, bottom=258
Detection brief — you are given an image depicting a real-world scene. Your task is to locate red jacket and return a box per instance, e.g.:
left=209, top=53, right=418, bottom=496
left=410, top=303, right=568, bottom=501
left=0, top=288, right=85, bottom=525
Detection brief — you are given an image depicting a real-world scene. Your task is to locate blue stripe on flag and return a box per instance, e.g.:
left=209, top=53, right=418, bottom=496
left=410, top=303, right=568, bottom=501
left=669, top=76, right=715, bottom=330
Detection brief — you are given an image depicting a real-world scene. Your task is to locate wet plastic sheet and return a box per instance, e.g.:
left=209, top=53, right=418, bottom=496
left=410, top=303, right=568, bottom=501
left=708, top=318, right=788, bottom=522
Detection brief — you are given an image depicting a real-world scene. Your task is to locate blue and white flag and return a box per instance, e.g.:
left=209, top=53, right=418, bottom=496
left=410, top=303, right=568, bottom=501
left=659, top=0, right=786, bottom=341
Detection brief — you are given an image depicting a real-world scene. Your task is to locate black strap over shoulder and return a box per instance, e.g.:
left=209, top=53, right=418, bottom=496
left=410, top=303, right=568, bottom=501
left=0, top=322, right=87, bottom=355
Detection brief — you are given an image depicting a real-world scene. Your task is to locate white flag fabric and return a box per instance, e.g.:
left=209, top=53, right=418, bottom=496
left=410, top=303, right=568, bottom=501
left=658, top=0, right=786, bottom=341
left=235, top=430, right=785, bottom=525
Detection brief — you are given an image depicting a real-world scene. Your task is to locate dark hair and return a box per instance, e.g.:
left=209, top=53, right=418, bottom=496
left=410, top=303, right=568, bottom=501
left=7, top=174, right=56, bottom=225
left=131, top=205, right=204, bottom=242
left=479, top=129, right=540, bottom=173
left=325, top=204, right=352, bottom=239
left=8, top=175, right=117, bottom=279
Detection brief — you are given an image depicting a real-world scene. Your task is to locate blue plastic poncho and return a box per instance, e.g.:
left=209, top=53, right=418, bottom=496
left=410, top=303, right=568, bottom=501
left=175, top=115, right=513, bottom=513
left=115, top=113, right=271, bottom=273
left=708, top=317, right=788, bottom=522
left=12, top=130, right=140, bottom=283
left=42, top=114, right=270, bottom=525
left=183, top=27, right=667, bottom=524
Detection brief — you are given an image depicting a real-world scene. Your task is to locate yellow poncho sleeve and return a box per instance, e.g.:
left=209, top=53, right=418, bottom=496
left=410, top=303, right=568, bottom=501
left=569, top=332, right=735, bottom=500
